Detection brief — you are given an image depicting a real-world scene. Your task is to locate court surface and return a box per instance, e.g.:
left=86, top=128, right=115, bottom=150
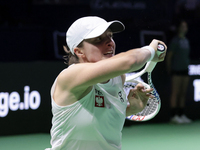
left=0, top=120, right=199, bottom=150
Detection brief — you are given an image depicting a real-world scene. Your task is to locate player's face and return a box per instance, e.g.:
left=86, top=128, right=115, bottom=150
left=81, top=29, right=116, bottom=62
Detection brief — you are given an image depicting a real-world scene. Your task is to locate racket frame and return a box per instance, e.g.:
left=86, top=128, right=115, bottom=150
left=125, top=61, right=161, bottom=121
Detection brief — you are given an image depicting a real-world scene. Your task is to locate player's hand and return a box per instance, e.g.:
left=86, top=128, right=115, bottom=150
left=150, top=39, right=167, bottom=62
left=127, top=83, right=154, bottom=114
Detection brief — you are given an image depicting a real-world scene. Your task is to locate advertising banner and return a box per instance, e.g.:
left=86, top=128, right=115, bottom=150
left=0, top=61, right=66, bottom=135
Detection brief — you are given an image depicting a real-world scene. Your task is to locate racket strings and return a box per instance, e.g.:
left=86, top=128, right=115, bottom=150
left=124, top=81, right=159, bottom=116
left=136, top=72, right=160, bottom=116
left=135, top=96, right=158, bottom=116
left=124, top=84, right=136, bottom=89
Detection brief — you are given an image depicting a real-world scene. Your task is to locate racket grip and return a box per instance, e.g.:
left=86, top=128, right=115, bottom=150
left=156, top=43, right=166, bottom=56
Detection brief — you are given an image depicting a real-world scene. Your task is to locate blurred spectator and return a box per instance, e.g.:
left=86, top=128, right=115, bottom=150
left=166, top=20, right=192, bottom=124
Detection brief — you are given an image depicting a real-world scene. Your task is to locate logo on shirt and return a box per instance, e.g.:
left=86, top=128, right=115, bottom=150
left=95, top=95, right=105, bottom=107
left=95, top=89, right=105, bottom=107
left=118, top=91, right=125, bottom=103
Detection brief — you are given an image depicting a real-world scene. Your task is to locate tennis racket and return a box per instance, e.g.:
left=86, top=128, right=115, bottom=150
left=125, top=44, right=165, bottom=121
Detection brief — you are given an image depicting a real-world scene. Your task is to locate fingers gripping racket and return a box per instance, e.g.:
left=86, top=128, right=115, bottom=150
left=125, top=44, right=165, bottom=121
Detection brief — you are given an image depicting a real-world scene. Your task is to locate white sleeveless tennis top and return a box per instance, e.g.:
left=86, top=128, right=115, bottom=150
left=45, top=70, right=127, bottom=150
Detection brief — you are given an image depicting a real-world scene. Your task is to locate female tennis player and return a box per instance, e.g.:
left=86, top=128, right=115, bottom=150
left=46, top=16, right=167, bottom=150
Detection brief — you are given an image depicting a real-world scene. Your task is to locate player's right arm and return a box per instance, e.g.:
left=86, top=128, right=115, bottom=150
left=55, top=39, right=166, bottom=105
left=60, top=40, right=166, bottom=88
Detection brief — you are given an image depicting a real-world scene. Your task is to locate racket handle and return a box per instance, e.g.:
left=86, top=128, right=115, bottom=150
left=145, top=44, right=165, bottom=72
left=145, top=44, right=166, bottom=72
left=157, top=43, right=166, bottom=56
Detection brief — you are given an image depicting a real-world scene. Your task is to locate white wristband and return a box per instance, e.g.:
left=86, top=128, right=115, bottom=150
left=141, top=46, right=155, bottom=61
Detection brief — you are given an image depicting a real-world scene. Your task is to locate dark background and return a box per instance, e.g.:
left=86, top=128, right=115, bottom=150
left=0, top=0, right=200, bottom=135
